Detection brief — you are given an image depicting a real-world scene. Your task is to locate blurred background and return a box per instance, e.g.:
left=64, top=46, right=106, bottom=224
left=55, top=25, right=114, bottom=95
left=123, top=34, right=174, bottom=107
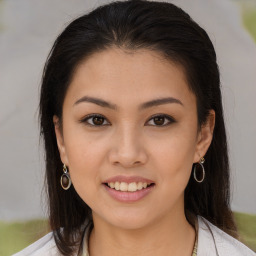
left=0, top=0, right=255, bottom=254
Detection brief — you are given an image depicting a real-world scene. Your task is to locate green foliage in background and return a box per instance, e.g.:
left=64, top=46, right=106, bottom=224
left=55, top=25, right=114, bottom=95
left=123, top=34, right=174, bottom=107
left=243, top=10, right=256, bottom=42
left=234, top=212, right=256, bottom=252
left=240, top=1, right=256, bottom=42
left=0, top=219, right=49, bottom=256
left=0, top=212, right=255, bottom=255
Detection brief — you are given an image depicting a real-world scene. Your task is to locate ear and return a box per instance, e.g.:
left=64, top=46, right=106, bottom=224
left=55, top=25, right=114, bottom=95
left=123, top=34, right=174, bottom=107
left=193, top=110, right=215, bottom=163
left=53, top=115, right=69, bottom=165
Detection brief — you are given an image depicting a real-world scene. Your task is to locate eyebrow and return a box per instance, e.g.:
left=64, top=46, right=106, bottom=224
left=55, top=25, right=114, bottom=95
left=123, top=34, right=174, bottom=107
left=74, top=96, right=183, bottom=110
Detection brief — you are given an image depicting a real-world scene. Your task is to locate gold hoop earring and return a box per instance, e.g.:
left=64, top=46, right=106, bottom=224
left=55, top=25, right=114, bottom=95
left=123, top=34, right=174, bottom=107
left=193, top=157, right=205, bottom=183
left=61, top=164, right=72, bottom=190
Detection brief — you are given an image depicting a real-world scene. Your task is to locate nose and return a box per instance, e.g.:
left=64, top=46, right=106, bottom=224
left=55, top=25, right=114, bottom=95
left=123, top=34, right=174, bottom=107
left=108, top=125, right=148, bottom=168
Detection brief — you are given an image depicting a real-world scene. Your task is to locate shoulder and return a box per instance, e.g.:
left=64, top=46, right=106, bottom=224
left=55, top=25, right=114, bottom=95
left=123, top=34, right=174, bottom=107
left=12, top=232, right=60, bottom=256
left=12, top=220, right=91, bottom=256
left=197, top=215, right=255, bottom=256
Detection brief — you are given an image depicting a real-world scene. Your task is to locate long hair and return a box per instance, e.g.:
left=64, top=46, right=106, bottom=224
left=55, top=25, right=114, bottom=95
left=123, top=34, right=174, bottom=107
left=39, top=0, right=237, bottom=254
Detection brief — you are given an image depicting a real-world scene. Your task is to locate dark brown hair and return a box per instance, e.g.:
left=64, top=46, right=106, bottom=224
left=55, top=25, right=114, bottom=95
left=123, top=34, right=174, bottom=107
left=39, top=0, right=237, bottom=255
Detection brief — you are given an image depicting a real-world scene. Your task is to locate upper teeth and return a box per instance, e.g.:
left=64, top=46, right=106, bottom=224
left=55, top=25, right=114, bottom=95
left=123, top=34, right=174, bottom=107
left=108, top=182, right=150, bottom=192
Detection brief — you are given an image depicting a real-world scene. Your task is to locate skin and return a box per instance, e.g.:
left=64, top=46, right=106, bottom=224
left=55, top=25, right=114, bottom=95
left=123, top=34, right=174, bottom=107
left=54, top=47, right=215, bottom=256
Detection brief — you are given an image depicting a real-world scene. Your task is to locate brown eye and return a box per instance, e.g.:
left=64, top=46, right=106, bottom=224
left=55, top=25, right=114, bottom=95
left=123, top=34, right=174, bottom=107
left=147, top=114, right=175, bottom=126
left=81, top=114, right=109, bottom=126
left=154, top=116, right=165, bottom=125
left=92, top=116, right=104, bottom=125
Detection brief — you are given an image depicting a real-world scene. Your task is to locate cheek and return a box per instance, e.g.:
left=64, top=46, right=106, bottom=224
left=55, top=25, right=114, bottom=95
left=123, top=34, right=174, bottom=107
left=63, top=116, right=105, bottom=163
left=62, top=128, right=106, bottom=193
left=151, top=127, right=197, bottom=184
left=154, top=127, right=197, bottom=162
left=153, top=136, right=196, bottom=208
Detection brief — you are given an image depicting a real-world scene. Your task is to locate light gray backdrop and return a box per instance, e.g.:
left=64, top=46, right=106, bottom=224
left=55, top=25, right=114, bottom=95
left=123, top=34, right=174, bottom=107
left=0, top=0, right=256, bottom=221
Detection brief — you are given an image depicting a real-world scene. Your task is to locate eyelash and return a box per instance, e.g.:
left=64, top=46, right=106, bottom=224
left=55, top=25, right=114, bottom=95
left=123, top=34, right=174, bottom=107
left=79, top=113, right=176, bottom=127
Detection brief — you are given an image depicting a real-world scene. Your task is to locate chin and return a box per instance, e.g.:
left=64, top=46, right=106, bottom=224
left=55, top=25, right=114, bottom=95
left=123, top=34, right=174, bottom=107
left=107, top=210, right=154, bottom=230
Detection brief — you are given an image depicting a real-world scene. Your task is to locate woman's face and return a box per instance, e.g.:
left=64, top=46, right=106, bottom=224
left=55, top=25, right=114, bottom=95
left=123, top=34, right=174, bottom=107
left=54, top=48, right=214, bottom=229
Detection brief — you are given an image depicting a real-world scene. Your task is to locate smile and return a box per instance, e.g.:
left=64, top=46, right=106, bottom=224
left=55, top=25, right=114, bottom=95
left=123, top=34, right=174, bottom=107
left=102, top=175, right=155, bottom=202
left=106, top=181, right=153, bottom=192
left=102, top=178, right=155, bottom=202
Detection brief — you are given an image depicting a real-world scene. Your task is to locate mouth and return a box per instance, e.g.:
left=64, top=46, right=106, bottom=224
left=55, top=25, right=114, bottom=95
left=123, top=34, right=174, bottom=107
left=103, top=181, right=155, bottom=192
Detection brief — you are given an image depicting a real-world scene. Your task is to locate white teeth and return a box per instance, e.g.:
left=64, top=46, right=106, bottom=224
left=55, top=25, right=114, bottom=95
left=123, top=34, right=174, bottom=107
left=107, top=181, right=152, bottom=192
left=137, top=182, right=143, bottom=190
left=120, top=182, right=128, bottom=191
left=114, top=181, right=120, bottom=190
left=128, top=182, right=137, bottom=192
left=109, top=182, right=115, bottom=188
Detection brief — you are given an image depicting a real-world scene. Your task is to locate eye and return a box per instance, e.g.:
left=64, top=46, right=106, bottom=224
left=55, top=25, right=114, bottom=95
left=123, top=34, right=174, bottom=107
left=146, top=114, right=175, bottom=126
left=80, top=114, right=110, bottom=126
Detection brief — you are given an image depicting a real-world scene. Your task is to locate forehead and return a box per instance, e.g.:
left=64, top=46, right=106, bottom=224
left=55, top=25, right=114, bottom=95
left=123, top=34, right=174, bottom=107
left=65, top=48, right=195, bottom=108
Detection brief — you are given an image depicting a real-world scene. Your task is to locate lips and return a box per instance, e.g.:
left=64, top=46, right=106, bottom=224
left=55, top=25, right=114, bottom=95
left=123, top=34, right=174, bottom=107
left=102, top=175, right=155, bottom=202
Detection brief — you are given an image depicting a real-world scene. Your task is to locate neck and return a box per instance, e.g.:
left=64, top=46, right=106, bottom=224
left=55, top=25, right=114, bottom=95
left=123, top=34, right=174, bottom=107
left=88, top=211, right=196, bottom=256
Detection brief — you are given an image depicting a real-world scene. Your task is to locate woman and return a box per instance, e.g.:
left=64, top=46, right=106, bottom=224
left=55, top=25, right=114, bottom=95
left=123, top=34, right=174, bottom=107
left=14, top=0, right=255, bottom=255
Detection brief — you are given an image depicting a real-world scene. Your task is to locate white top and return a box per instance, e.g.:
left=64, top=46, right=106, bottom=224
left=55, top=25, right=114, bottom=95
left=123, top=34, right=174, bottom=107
left=12, top=216, right=255, bottom=256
